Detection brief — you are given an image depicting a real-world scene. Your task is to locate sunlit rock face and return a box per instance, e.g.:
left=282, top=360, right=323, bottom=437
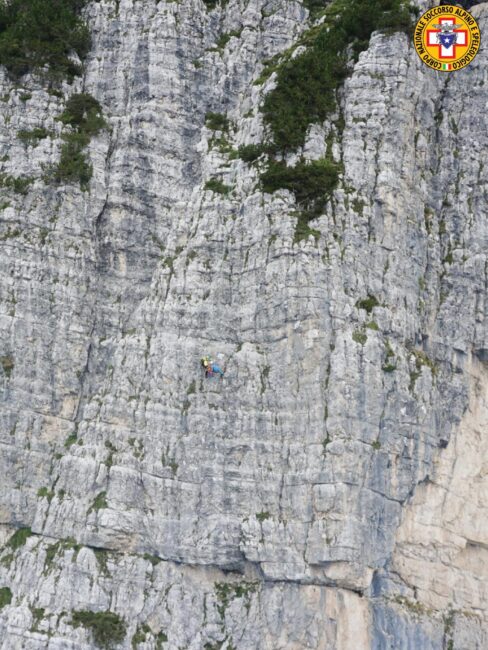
left=0, top=0, right=487, bottom=648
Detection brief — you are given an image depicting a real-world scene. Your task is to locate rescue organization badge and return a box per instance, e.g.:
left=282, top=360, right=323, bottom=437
left=414, top=5, right=480, bottom=71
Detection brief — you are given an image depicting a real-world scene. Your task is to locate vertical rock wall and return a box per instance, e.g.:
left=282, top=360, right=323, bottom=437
left=0, top=0, right=486, bottom=647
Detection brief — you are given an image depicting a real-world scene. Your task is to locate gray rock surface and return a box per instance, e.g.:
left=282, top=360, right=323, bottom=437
left=0, top=0, right=487, bottom=647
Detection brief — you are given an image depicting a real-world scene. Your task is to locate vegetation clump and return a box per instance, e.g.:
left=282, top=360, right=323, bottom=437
left=214, top=581, right=258, bottom=618
left=382, top=340, right=396, bottom=372
left=0, top=354, right=14, bottom=377
left=37, top=486, right=54, bottom=501
left=204, top=178, right=230, bottom=195
left=393, top=594, right=430, bottom=616
left=262, top=0, right=415, bottom=152
left=0, top=586, right=12, bottom=609
left=0, top=173, right=33, bottom=195
left=356, top=294, right=380, bottom=313
left=50, top=133, right=93, bottom=186
left=294, top=214, right=320, bottom=242
left=44, top=540, right=61, bottom=570
left=302, top=0, right=330, bottom=17
left=17, top=127, right=51, bottom=145
left=261, top=158, right=340, bottom=219
left=88, top=491, right=108, bottom=513
left=411, top=348, right=437, bottom=375
left=408, top=348, right=437, bottom=391
left=0, top=0, right=90, bottom=81
left=237, top=143, right=266, bottom=163
left=202, top=0, right=228, bottom=11
left=72, top=610, right=126, bottom=649
left=47, top=93, right=105, bottom=189
left=64, top=431, right=77, bottom=447
left=352, top=329, right=367, bottom=345
left=366, top=321, right=379, bottom=331
left=246, top=0, right=415, bottom=240
left=132, top=623, right=151, bottom=648
left=43, top=537, right=82, bottom=573
left=30, top=606, right=44, bottom=631
left=215, top=28, right=242, bottom=50
left=58, top=93, right=105, bottom=134
left=143, top=552, right=161, bottom=566
left=205, top=111, right=229, bottom=132
left=8, top=527, right=32, bottom=550
left=0, top=226, right=20, bottom=239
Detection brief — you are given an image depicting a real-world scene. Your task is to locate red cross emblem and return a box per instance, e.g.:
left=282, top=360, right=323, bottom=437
left=427, top=18, right=468, bottom=59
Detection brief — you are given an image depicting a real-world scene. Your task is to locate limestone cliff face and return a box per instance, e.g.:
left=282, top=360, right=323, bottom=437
left=0, top=0, right=487, bottom=648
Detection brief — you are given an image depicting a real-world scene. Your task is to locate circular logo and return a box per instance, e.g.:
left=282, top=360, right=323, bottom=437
left=414, top=5, right=481, bottom=71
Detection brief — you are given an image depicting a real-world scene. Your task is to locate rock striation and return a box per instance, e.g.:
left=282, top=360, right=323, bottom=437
left=0, top=0, right=487, bottom=648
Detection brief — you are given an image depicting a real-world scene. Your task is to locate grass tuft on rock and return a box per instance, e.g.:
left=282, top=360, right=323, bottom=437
left=88, top=491, right=108, bottom=513
left=156, top=631, right=168, bottom=648
left=131, top=623, right=151, bottom=648
left=352, top=329, right=367, bottom=345
left=37, top=486, right=54, bottom=501
left=8, top=527, right=32, bottom=550
left=0, top=354, right=14, bottom=377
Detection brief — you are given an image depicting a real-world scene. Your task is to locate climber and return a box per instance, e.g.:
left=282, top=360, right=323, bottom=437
left=201, top=356, right=211, bottom=377
left=201, top=355, right=225, bottom=378
left=210, top=361, right=224, bottom=378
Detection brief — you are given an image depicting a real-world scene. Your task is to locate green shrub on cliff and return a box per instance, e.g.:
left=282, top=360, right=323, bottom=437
left=17, top=127, right=51, bottom=145
left=262, top=0, right=415, bottom=152
left=261, top=158, right=340, bottom=218
left=0, top=587, right=12, bottom=609
left=59, top=93, right=105, bottom=135
left=72, top=610, right=126, bottom=649
left=250, top=0, right=415, bottom=239
left=0, top=0, right=90, bottom=80
left=8, top=527, right=32, bottom=550
left=45, top=93, right=105, bottom=189
left=49, top=133, right=92, bottom=187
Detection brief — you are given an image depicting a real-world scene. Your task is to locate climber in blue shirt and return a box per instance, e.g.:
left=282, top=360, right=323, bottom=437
left=210, top=362, right=224, bottom=377
left=201, top=356, right=224, bottom=378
